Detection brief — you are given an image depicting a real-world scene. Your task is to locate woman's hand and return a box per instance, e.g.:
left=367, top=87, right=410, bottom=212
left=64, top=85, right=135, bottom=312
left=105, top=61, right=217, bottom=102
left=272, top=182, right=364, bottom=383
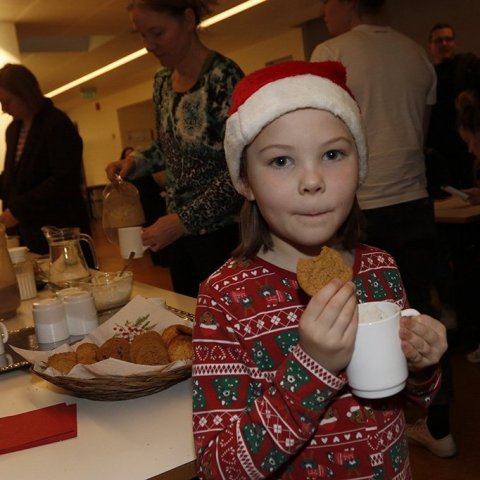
left=141, top=213, right=186, bottom=251
left=299, top=279, right=358, bottom=375
left=400, top=313, right=447, bottom=371
left=0, top=208, right=19, bottom=229
left=105, top=155, right=136, bottom=181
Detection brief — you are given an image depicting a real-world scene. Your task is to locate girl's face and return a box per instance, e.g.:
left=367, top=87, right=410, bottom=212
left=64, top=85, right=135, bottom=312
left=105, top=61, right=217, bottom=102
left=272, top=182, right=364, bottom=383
left=322, top=0, right=354, bottom=37
left=0, top=87, right=30, bottom=120
left=243, top=108, right=359, bottom=257
left=130, top=7, right=195, bottom=68
left=459, top=126, right=480, bottom=159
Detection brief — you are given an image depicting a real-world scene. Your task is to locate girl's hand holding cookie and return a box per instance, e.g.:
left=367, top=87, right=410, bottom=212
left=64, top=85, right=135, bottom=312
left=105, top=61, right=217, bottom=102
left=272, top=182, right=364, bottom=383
left=299, top=279, right=358, bottom=375
left=400, top=313, right=448, bottom=371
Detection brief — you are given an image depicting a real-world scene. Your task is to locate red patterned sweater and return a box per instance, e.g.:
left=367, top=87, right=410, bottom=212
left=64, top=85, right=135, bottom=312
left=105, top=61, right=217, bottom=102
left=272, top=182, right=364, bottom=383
left=192, top=244, right=441, bottom=479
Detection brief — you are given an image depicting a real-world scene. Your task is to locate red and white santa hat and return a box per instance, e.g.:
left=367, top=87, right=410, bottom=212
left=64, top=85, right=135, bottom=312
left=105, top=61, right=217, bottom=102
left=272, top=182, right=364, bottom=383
left=225, top=60, right=367, bottom=192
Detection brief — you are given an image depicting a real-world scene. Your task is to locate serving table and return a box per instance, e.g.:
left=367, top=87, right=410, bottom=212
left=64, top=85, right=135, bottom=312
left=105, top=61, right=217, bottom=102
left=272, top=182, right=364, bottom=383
left=434, top=195, right=480, bottom=224
left=1, top=282, right=197, bottom=480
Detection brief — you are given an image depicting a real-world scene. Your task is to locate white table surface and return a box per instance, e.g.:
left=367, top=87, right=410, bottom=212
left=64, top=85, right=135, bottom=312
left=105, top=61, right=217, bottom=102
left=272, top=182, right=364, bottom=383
left=1, top=282, right=198, bottom=480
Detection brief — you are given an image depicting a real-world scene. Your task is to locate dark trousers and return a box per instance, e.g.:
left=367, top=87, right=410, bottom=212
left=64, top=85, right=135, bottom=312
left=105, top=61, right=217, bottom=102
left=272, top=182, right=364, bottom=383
left=166, top=223, right=239, bottom=298
left=362, top=197, right=437, bottom=316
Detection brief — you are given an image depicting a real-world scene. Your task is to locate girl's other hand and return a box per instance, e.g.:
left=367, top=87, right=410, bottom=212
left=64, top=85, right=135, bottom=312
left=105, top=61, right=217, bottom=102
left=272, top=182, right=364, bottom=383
left=299, top=279, right=358, bottom=375
left=399, top=313, right=447, bottom=371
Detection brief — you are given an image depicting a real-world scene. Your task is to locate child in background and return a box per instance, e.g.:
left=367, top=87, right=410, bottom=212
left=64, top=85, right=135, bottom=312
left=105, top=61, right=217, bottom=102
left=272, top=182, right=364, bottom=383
left=454, top=89, right=480, bottom=362
left=192, top=61, right=447, bottom=479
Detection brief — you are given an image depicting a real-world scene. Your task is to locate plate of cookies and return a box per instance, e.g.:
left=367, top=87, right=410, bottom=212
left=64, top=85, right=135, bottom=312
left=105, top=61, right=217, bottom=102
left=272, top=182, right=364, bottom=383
left=12, top=296, right=194, bottom=401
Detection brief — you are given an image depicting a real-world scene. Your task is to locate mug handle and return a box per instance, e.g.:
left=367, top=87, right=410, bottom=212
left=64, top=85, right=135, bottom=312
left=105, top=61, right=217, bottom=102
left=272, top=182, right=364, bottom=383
left=401, top=308, right=420, bottom=317
left=0, top=321, right=9, bottom=344
left=80, top=233, right=99, bottom=270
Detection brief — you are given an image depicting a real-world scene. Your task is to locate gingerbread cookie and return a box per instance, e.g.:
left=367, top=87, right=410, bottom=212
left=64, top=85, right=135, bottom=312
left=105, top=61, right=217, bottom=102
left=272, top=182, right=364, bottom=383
left=297, top=246, right=352, bottom=296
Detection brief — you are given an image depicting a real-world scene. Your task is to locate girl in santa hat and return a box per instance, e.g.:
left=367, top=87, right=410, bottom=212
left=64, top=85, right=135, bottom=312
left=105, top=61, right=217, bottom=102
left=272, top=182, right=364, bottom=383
left=192, top=60, right=447, bottom=479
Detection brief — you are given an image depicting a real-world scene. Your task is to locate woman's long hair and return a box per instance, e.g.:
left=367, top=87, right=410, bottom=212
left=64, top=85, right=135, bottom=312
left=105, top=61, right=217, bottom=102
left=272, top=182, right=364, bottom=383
left=0, top=63, right=44, bottom=114
left=456, top=89, right=480, bottom=134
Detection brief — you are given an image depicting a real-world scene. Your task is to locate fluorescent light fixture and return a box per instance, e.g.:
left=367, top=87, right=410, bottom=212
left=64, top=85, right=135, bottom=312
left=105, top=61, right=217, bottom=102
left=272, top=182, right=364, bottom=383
left=45, top=48, right=148, bottom=97
left=199, top=0, right=268, bottom=28
left=45, top=0, right=268, bottom=98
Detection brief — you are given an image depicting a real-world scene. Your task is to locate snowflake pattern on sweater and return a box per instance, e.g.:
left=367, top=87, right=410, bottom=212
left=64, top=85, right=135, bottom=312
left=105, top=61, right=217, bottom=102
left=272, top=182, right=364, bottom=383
left=192, top=244, right=441, bottom=479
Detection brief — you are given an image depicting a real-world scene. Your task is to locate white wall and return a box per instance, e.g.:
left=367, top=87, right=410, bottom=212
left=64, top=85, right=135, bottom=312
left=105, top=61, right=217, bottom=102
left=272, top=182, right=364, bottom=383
left=67, top=79, right=153, bottom=186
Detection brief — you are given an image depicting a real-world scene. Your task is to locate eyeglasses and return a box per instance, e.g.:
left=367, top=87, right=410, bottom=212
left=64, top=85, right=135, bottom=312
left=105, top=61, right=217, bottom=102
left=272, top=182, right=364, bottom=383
left=432, top=36, right=455, bottom=45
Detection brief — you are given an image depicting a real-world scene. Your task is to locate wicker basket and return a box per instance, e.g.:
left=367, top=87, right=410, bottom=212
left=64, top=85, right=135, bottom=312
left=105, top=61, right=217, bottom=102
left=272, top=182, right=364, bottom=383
left=30, top=304, right=194, bottom=401
left=32, top=364, right=192, bottom=401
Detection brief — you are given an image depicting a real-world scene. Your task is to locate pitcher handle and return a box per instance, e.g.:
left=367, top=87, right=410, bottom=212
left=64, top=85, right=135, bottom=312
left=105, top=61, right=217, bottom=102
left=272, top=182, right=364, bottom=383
left=79, top=233, right=99, bottom=270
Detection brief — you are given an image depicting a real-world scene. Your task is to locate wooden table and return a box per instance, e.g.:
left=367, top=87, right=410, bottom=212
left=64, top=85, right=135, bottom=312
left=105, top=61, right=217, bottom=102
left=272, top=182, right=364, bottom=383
left=1, top=282, right=197, bottom=480
left=434, top=195, right=480, bottom=224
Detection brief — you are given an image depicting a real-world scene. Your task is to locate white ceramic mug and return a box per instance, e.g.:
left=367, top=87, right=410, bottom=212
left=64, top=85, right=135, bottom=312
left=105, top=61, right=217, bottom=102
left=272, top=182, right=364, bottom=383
left=32, top=298, right=70, bottom=344
left=0, top=321, right=9, bottom=355
left=118, top=226, right=149, bottom=259
left=346, top=301, right=419, bottom=399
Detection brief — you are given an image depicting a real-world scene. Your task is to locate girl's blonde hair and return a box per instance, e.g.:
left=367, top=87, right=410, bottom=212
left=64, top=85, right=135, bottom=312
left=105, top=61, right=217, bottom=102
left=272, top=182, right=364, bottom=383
left=127, top=0, right=217, bottom=24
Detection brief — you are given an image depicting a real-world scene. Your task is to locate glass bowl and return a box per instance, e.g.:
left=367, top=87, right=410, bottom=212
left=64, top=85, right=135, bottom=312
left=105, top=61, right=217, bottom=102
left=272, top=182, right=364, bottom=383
left=76, top=271, right=133, bottom=312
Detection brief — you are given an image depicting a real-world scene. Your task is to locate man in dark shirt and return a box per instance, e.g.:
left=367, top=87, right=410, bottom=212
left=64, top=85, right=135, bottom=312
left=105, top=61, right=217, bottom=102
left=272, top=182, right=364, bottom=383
left=427, top=23, right=480, bottom=190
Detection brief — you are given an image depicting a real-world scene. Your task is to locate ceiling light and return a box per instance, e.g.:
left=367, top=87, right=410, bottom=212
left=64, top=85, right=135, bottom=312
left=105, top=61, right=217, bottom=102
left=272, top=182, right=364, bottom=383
left=46, top=0, right=268, bottom=98
left=199, top=0, right=268, bottom=28
left=45, top=48, right=148, bottom=98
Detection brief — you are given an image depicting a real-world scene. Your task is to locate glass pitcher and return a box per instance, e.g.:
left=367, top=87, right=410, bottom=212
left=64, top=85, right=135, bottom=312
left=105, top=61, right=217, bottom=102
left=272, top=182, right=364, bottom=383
left=0, top=223, right=21, bottom=318
left=41, top=226, right=99, bottom=290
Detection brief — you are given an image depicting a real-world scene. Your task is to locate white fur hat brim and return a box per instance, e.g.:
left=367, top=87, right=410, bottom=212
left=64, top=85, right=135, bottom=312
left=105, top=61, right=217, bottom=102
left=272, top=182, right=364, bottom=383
left=225, top=73, right=367, bottom=193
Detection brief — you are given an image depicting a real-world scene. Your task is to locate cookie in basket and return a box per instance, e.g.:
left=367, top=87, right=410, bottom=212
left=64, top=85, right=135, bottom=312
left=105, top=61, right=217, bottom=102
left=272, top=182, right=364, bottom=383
left=130, top=331, right=169, bottom=365
left=76, top=343, right=99, bottom=365
left=297, top=246, right=352, bottom=296
left=162, top=324, right=193, bottom=346
left=47, top=351, right=78, bottom=375
left=168, top=335, right=193, bottom=362
left=97, top=337, right=131, bottom=362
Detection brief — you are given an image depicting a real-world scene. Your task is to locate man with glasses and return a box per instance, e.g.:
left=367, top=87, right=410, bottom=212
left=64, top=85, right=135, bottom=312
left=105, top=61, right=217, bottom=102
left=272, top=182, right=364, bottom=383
left=427, top=23, right=480, bottom=189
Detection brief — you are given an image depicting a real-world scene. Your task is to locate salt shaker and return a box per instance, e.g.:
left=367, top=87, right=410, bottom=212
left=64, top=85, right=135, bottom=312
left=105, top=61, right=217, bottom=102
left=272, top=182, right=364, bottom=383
left=32, top=298, right=69, bottom=344
left=62, top=291, right=98, bottom=336
left=8, top=246, right=37, bottom=300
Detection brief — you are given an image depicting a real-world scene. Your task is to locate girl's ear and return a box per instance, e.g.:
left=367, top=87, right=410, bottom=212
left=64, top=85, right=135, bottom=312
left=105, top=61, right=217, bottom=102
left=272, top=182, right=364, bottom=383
left=237, top=178, right=255, bottom=201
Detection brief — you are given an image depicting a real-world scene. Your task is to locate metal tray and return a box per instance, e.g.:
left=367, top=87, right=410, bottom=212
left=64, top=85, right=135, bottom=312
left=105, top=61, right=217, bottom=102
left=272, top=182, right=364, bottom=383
left=1, top=327, right=37, bottom=373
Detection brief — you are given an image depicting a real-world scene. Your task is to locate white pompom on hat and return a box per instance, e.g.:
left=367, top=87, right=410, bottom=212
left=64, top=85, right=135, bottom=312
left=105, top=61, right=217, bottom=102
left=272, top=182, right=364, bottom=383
left=225, top=60, right=367, bottom=193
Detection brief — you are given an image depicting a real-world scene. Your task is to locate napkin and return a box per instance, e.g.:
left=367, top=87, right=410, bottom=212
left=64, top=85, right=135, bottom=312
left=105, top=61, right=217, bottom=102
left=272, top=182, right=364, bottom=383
left=0, top=403, right=77, bottom=455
